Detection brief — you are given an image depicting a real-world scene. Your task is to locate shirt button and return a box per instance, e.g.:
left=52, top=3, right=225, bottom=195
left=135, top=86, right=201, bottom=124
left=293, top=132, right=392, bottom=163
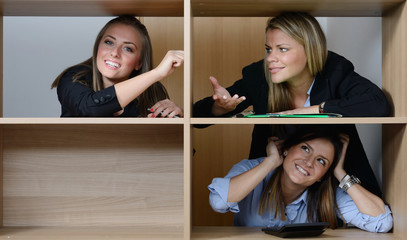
left=93, top=99, right=100, bottom=104
left=100, top=97, right=105, bottom=102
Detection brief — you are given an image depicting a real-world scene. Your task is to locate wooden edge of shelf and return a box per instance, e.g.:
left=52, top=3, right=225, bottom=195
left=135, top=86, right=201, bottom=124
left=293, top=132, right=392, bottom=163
left=0, top=117, right=186, bottom=125
left=190, top=117, right=407, bottom=125
left=191, top=226, right=398, bottom=239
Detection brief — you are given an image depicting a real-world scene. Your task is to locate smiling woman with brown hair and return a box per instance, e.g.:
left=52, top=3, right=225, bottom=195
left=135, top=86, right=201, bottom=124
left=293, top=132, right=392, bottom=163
left=208, top=125, right=393, bottom=232
left=52, top=15, right=184, bottom=118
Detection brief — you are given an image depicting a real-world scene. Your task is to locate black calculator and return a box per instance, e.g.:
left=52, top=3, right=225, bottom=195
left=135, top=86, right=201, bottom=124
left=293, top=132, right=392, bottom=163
left=261, top=222, right=329, bottom=238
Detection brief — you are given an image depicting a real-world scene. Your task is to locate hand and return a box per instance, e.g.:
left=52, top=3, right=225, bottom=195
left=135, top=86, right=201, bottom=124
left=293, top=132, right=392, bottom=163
left=209, top=76, right=246, bottom=116
left=277, top=105, right=319, bottom=115
left=147, top=99, right=184, bottom=118
left=334, top=134, right=350, bottom=181
left=263, top=137, right=284, bottom=169
left=154, top=50, right=184, bottom=79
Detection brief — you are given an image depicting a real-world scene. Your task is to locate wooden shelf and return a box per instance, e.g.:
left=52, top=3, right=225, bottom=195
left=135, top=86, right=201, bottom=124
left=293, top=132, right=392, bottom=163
left=191, top=117, right=407, bottom=125
left=192, top=227, right=400, bottom=239
left=191, top=0, right=404, bottom=17
left=0, top=117, right=185, bottom=125
left=0, top=227, right=184, bottom=240
left=0, top=0, right=184, bottom=16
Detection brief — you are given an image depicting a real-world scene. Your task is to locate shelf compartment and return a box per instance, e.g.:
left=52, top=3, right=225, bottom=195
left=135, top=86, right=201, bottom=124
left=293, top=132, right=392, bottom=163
left=2, top=124, right=184, bottom=231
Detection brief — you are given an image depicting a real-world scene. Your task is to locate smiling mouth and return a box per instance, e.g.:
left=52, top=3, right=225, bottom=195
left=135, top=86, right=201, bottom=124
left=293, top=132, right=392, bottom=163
left=295, top=164, right=309, bottom=176
left=105, top=60, right=120, bottom=69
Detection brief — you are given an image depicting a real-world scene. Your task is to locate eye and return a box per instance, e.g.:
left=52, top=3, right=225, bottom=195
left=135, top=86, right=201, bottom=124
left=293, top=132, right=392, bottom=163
left=280, top=48, right=288, bottom=52
left=124, top=46, right=134, bottom=53
left=301, top=145, right=310, bottom=153
left=317, top=158, right=326, bottom=166
left=265, top=47, right=272, bottom=54
left=104, top=39, right=114, bottom=46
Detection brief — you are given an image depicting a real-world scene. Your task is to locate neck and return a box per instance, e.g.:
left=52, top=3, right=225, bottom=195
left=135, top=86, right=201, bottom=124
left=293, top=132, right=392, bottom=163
left=280, top=172, right=307, bottom=205
left=287, top=76, right=314, bottom=108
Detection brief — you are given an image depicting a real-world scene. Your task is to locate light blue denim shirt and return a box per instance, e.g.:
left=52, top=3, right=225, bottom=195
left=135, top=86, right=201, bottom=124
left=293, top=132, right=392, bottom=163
left=208, top=157, right=393, bottom=233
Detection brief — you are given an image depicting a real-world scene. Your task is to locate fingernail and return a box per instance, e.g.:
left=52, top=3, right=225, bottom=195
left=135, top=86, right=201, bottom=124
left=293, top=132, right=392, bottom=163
left=150, top=108, right=154, bottom=112
left=152, top=114, right=155, bottom=118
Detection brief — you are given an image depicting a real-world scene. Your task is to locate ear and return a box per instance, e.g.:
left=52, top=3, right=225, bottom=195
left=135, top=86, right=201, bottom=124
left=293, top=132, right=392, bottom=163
left=135, top=63, right=143, bottom=71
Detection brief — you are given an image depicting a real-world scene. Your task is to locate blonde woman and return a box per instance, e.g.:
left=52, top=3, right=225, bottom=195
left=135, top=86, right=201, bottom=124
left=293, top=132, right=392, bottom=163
left=194, top=12, right=390, bottom=197
left=209, top=125, right=393, bottom=232
left=52, top=15, right=184, bottom=117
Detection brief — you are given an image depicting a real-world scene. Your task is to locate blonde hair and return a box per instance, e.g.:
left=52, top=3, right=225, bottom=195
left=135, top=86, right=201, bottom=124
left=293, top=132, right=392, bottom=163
left=51, top=15, right=168, bottom=116
left=265, top=12, right=327, bottom=113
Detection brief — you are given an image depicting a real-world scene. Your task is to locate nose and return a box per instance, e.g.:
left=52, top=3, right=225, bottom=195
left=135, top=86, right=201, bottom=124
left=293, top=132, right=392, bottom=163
left=110, top=46, right=120, bottom=58
left=303, top=157, right=313, bottom=167
left=266, top=51, right=278, bottom=63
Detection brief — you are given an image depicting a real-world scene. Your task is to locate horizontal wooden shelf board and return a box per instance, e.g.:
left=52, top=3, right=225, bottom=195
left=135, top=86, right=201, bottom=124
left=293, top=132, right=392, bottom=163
left=0, top=117, right=186, bottom=124
left=192, top=226, right=399, bottom=239
left=0, top=0, right=184, bottom=16
left=191, top=117, right=407, bottom=125
left=0, top=227, right=184, bottom=239
left=192, top=0, right=404, bottom=17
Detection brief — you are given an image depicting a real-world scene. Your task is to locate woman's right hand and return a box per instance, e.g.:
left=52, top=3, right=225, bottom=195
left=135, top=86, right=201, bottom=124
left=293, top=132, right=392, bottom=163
left=154, top=50, right=184, bottom=79
left=209, top=76, right=246, bottom=116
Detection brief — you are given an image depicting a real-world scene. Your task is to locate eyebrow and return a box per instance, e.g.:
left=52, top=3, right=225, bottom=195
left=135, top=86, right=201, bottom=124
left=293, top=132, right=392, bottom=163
left=105, top=35, right=138, bottom=49
left=265, top=43, right=290, bottom=48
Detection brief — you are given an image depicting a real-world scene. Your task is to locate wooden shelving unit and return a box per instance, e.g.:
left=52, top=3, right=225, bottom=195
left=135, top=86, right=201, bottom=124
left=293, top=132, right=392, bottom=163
left=0, top=0, right=406, bottom=239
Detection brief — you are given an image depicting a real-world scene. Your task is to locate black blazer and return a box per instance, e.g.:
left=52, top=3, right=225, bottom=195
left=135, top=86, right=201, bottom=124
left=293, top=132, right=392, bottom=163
left=193, top=51, right=391, bottom=197
left=56, top=65, right=140, bottom=117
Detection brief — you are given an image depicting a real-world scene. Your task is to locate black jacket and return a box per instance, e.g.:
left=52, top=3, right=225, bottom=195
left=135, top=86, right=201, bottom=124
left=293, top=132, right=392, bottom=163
left=56, top=65, right=140, bottom=117
left=193, top=51, right=391, bottom=197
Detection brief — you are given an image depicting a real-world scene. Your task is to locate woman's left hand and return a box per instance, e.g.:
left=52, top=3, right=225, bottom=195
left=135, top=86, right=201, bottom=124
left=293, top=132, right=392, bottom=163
left=334, top=134, right=350, bottom=181
left=148, top=99, right=184, bottom=118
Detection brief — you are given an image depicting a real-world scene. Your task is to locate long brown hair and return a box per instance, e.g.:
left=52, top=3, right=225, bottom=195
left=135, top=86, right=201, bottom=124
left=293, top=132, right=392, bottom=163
left=265, top=12, right=327, bottom=114
left=51, top=15, right=168, bottom=116
left=258, top=125, right=344, bottom=228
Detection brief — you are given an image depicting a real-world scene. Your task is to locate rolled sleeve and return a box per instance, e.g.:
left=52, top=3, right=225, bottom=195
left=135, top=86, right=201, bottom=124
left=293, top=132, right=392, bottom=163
left=208, top=158, right=264, bottom=213
left=208, top=178, right=239, bottom=213
left=336, top=188, right=393, bottom=233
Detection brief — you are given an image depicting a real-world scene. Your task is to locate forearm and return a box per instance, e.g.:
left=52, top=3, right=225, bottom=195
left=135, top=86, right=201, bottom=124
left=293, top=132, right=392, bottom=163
left=114, top=69, right=163, bottom=108
left=346, top=184, right=386, bottom=217
left=228, top=158, right=278, bottom=202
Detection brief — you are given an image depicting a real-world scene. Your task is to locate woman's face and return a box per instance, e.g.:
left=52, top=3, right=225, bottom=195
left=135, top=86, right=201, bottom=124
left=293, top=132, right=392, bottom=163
left=283, top=138, right=334, bottom=188
left=97, top=23, right=142, bottom=86
left=265, top=28, right=311, bottom=85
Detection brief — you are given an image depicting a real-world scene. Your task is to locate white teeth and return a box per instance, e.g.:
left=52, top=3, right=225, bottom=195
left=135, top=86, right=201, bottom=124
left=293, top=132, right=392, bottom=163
left=296, top=165, right=309, bottom=176
left=106, top=61, right=120, bottom=68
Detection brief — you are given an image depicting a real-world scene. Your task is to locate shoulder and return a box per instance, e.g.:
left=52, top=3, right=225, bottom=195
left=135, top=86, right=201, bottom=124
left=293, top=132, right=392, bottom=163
left=320, top=51, right=355, bottom=77
left=60, top=65, right=92, bottom=86
left=242, top=59, right=265, bottom=79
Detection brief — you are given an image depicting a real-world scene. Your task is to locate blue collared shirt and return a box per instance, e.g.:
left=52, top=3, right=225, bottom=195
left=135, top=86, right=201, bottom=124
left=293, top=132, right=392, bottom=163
left=208, top=157, right=393, bottom=233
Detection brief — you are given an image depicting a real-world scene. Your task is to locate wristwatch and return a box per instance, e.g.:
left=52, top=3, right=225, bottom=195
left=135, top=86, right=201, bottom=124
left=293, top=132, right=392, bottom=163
left=319, top=101, right=326, bottom=113
left=340, top=175, right=361, bottom=192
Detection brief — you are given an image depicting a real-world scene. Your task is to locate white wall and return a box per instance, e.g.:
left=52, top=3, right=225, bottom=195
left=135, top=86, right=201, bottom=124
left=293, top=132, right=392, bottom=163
left=325, top=17, right=383, bottom=186
left=3, top=17, right=113, bottom=117
left=3, top=16, right=383, bottom=184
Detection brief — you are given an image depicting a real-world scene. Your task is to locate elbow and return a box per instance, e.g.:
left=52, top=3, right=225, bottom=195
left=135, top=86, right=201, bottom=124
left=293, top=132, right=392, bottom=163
left=209, top=193, right=229, bottom=213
